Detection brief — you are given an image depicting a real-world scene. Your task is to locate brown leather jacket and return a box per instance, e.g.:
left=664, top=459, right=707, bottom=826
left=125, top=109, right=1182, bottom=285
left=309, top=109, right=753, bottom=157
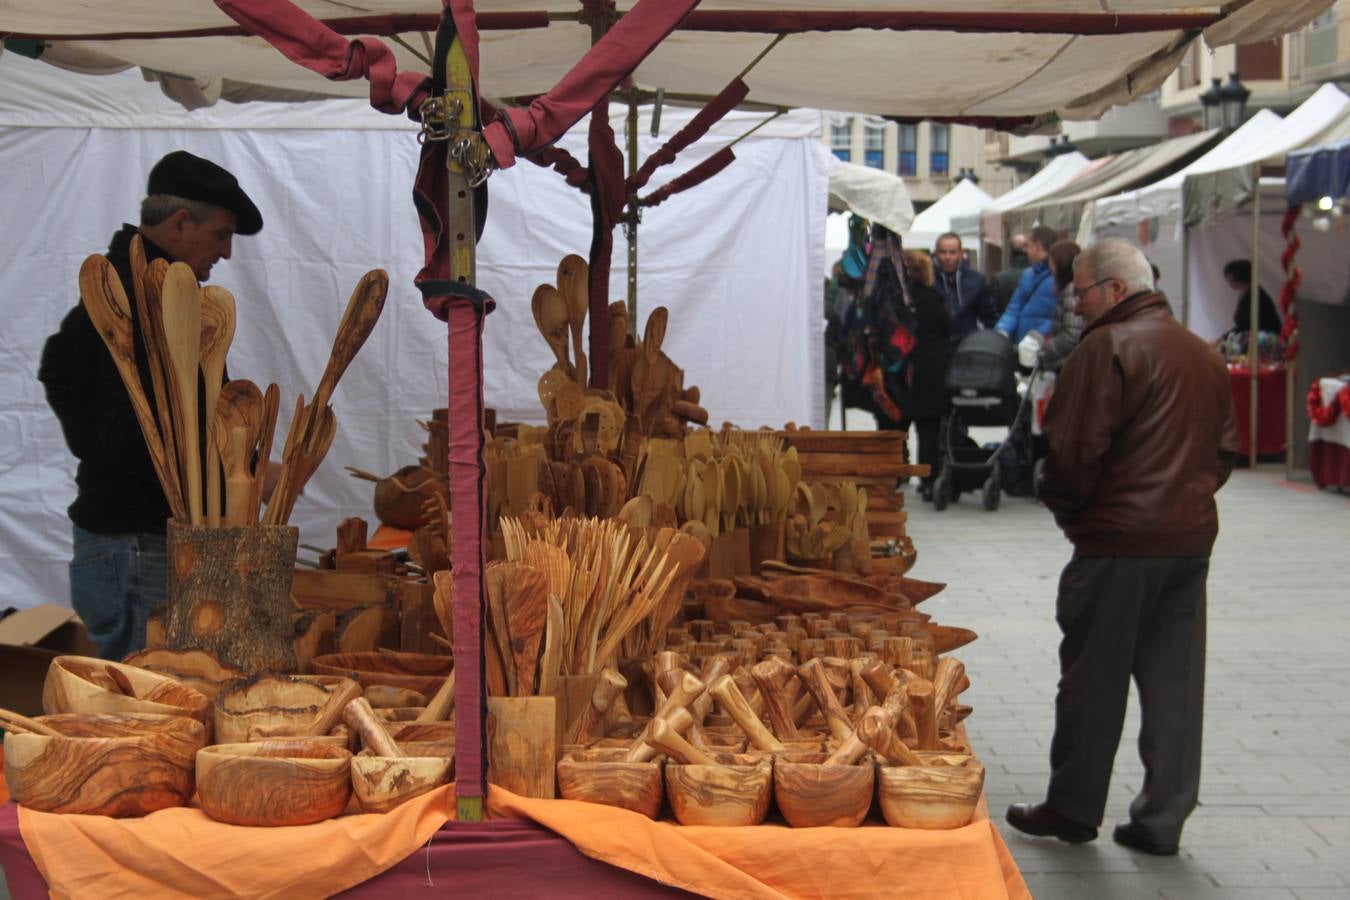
left=1039, top=291, right=1240, bottom=557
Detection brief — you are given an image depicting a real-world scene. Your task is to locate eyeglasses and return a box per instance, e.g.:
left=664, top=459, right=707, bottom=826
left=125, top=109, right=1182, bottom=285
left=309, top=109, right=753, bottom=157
left=1074, top=277, right=1115, bottom=295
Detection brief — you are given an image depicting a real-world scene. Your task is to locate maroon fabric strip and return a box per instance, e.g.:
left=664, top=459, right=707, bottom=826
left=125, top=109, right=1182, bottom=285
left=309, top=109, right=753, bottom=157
left=213, top=0, right=429, bottom=114
left=585, top=109, right=626, bottom=390
left=526, top=146, right=592, bottom=191
left=627, top=78, right=749, bottom=193
left=0, top=804, right=46, bottom=900
left=638, top=147, right=736, bottom=208
left=482, top=0, right=699, bottom=169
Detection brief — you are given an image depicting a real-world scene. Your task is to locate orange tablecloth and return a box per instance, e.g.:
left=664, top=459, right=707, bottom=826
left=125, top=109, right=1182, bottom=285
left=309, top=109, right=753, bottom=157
left=2, top=781, right=1028, bottom=900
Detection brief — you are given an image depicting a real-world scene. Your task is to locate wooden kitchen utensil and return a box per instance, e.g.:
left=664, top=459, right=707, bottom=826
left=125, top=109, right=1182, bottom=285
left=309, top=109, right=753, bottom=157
left=197, top=740, right=352, bottom=826
left=127, top=238, right=186, bottom=519
left=557, top=254, right=589, bottom=387
left=665, top=755, right=773, bottom=827
left=159, top=262, right=204, bottom=524
left=43, top=655, right=211, bottom=727
left=199, top=285, right=236, bottom=525
left=557, top=748, right=663, bottom=818
left=877, top=762, right=985, bottom=829
left=773, top=750, right=875, bottom=828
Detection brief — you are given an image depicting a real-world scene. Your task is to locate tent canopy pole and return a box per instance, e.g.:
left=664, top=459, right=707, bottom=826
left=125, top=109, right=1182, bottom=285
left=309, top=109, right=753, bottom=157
left=1248, top=163, right=1260, bottom=468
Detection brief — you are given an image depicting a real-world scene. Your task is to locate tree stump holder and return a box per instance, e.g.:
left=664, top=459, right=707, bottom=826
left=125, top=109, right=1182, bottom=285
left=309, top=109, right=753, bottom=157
left=164, top=519, right=299, bottom=673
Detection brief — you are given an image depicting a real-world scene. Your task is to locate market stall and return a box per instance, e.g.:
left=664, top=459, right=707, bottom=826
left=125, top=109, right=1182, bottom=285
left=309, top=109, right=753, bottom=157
left=901, top=178, right=991, bottom=254
left=0, top=3, right=1337, bottom=898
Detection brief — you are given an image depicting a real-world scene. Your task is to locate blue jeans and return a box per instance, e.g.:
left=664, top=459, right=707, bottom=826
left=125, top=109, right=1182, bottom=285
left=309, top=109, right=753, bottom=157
left=69, top=525, right=167, bottom=660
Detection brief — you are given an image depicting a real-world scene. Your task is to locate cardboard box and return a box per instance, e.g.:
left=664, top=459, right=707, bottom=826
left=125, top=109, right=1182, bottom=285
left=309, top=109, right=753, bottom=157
left=0, top=604, right=98, bottom=717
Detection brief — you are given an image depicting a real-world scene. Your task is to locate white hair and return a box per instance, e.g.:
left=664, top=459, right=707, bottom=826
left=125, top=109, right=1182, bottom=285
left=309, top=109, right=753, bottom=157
left=1075, top=239, right=1155, bottom=295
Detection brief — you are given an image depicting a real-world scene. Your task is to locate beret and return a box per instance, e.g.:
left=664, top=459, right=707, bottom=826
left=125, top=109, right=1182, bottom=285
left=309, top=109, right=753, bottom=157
left=147, top=150, right=263, bottom=235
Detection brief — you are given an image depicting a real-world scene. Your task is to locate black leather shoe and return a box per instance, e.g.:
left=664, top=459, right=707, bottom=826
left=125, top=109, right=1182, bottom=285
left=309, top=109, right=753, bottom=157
left=1005, top=802, right=1097, bottom=844
left=1113, top=821, right=1179, bottom=856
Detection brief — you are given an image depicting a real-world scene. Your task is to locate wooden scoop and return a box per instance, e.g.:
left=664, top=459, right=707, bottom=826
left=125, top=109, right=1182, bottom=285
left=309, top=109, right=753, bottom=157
left=160, top=262, right=203, bottom=524
left=78, top=254, right=186, bottom=522
left=557, top=254, right=589, bottom=388
left=198, top=285, right=236, bottom=525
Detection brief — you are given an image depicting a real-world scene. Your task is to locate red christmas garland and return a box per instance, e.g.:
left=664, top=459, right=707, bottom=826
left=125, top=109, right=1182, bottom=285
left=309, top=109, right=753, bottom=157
left=1308, top=380, right=1350, bottom=427
left=1279, top=205, right=1302, bottom=360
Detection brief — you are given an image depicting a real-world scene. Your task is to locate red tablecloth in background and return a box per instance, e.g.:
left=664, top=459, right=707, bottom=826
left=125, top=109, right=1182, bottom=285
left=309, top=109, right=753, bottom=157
left=1228, top=364, right=1286, bottom=456
left=1309, top=442, right=1350, bottom=489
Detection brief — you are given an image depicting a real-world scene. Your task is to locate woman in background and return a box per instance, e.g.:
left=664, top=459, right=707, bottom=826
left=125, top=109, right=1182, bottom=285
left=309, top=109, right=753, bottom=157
left=901, top=249, right=952, bottom=501
left=1038, top=240, right=1084, bottom=372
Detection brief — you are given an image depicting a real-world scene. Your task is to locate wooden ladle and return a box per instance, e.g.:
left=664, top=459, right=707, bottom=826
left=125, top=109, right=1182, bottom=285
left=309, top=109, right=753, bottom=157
left=78, top=254, right=186, bottom=522
left=199, top=286, right=237, bottom=526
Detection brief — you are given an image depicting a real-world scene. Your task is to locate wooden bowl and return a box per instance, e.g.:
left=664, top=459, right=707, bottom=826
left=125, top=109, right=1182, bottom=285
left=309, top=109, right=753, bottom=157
left=877, top=763, right=985, bottom=829
left=350, top=750, right=453, bottom=813
left=373, top=706, right=426, bottom=722
left=666, top=755, right=772, bottom=826
left=773, top=752, right=874, bottom=827
left=4, top=713, right=205, bottom=817
left=213, top=673, right=359, bottom=743
left=311, top=651, right=451, bottom=695
left=197, top=740, right=352, bottom=826
left=557, top=749, right=663, bottom=819
left=384, top=721, right=456, bottom=754
left=43, top=655, right=211, bottom=728
left=121, top=649, right=246, bottom=700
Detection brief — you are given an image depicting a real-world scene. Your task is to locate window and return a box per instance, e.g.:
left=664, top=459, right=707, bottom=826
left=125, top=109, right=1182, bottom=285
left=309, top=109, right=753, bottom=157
left=829, top=114, right=852, bottom=162
left=1236, top=39, right=1283, bottom=80
left=1305, top=9, right=1339, bottom=69
left=898, top=124, right=917, bottom=176
left=930, top=124, right=950, bottom=177
left=1177, top=40, right=1201, bottom=89
left=863, top=121, right=885, bottom=169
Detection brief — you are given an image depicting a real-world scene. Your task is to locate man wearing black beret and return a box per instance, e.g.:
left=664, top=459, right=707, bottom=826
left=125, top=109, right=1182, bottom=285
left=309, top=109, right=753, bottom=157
left=37, top=150, right=264, bottom=660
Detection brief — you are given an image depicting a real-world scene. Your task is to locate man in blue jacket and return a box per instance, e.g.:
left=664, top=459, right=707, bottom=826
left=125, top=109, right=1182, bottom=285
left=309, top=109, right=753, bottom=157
left=996, top=225, right=1060, bottom=343
left=932, top=232, right=997, bottom=353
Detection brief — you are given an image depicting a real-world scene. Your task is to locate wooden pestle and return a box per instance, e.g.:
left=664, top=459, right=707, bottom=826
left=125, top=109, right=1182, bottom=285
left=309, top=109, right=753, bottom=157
left=417, top=671, right=458, bottom=723
left=565, top=668, right=626, bottom=744
left=658, top=667, right=708, bottom=747
left=692, top=654, right=735, bottom=723
left=623, top=672, right=705, bottom=762
left=627, top=707, right=696, bottom=763
left=0, top=708, right=63, bottom=737
left=908, top=678, right=938, bottom=750
left=648, top=717, right=719, bottom=766
left=751, top=657, right=801, bottom=739
left=824, top=684, right=907, bottom=766
left=857, top=658, right=894, bottom=701
left=932, top=657, right=969, bottom=725
left=798, top=658, right=854, bottom=743
left=732, top=669, right=765, bottom=716
left=710, top=675, right=786, bottom=752
left=343, top=697, right=403, bottom=757
left=857, top=706, right=925, bottom=766
left=849, top=659, right=875, bottom=719
left=312, top=678, right=363, bottom=735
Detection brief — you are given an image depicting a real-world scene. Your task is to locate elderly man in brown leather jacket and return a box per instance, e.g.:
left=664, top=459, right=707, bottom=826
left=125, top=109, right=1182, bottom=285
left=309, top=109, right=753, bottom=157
left=1005, top=239, right=1240, bottom=857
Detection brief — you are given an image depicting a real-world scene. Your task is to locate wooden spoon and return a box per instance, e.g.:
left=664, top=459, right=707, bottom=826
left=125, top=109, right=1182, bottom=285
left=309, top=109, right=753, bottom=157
left=128, top=237, right=183, bottom=515
left=537, top=593, right=565, bottom=697
left=251, top=383, right=280, bottom=523
left=160, top=262, right=203, bottom=524
left=312, top=269, right=388, bottom=413
left=557, top=254, right=589, bottom=388
left=504, top=564, right=550, bottom=696
left=198, top=286, right=236, bottom=525
left=533, top=285, right=574, bottom=376
left=78, top=254, right=186, bottom=522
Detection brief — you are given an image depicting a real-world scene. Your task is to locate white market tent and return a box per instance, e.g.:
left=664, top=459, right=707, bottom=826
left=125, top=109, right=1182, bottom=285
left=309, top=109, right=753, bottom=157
left=902, top=178, right=993, bottom=253
left=0, top=52, right=831, bottom=607
left=0, top=2, right=1336, bottom=607
left=1002, top=127, right=1220, bottom=238
left=828, top=161, right=916, bottom=236
left=949, top=150, right=1090, bottom=258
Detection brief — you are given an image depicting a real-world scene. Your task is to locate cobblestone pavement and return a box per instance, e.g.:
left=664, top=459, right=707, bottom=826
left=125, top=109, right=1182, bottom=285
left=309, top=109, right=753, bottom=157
left=903, top=460, right=1350, bottom=899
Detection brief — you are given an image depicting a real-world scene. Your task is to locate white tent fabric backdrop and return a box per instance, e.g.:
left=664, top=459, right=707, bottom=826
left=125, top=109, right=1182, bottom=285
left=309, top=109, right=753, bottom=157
left=949, top=150, right=1089, bottom=249
left=0, top=55, right=829, bottom=609
left=903, top=179, right=992, bottom=253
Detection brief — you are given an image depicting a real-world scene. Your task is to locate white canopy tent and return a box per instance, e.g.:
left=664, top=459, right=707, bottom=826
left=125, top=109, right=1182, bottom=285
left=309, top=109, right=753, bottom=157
left=0, top=52, right=831, bottom=607
left=951, top=151, right=1088, bottom=243
left=903, top=178, right=993, bottom=253
left=3, top=1, right=1333, bottom=123
left=828, top=161, right=916, bottom=236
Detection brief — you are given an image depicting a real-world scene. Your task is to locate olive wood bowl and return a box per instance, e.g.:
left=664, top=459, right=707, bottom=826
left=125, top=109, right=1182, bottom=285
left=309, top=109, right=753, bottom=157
left=665, top=754, right=772, bottom=827
left=351, top=749, right=452, bottom=813
left=557, top=748, right=663, bottom=819
left=311, top=651, right=451, bottom=695
left=43, top=655, right=210, bottom=728
left=213, top=673, right=360, bottom=744
left=121, top=648, right=246, bottom=700
left=196, top=740, right=352, bottom=826
left=3, top=712, right=205, bottom=817
left=773, top=751, right=874, bottom=828
left=876, top=762, right=985, bottom=829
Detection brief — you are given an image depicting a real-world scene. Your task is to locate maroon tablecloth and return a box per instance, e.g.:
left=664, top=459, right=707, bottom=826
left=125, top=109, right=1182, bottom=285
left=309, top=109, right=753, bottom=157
left=1228, top=364, right=1286, bottom=456
left=0, top=803, right=692, bottom=899
left=1309, top=440, right=1350, bottom=490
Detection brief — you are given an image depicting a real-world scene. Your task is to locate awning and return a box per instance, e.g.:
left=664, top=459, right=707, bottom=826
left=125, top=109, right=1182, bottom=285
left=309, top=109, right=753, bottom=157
left=903, top=178, right=992, bottom=251
left=1287, top=135, right=1350, bottom=205
left=1, top=1, right=1335, bottom=125
left=948, top=150, right=1089, bottom=246
left=1088, top=108, right=1283, bottom=230
left=827, top=160, right=915, bottom=235
left=1182, top=82, right=1350, bottom=227
left=1003, top=127, right=1219, bottom=236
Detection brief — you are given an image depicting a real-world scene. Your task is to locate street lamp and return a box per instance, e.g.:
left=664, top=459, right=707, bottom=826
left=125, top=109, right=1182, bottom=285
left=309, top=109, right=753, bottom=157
left=1218, top=73, right=1251, bottom=131
left=1198, top=77, right=1223, bottom=131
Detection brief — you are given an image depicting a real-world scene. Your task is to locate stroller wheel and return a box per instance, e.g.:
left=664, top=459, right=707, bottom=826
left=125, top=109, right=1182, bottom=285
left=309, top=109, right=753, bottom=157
left=933, top=471, right=951, bottom=512
left=981, top=477, right=1001, bottom=511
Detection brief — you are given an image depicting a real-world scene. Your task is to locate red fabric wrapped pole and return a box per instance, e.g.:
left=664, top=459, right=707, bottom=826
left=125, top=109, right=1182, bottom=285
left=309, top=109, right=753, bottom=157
left=638, top=147, right=738, bottom=208
left=586, top=108, right=628, bottom=389
left=627, top=78, right=749, bottom=192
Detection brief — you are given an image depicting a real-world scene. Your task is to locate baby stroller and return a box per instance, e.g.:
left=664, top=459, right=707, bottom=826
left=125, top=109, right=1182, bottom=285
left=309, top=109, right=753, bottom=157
left=932, top=330, right=1036, bottom=511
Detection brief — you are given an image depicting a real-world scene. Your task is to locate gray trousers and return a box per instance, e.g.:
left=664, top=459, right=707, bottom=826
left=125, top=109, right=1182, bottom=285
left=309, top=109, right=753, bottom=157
left=1045, top=555, right=1208, bottom=843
